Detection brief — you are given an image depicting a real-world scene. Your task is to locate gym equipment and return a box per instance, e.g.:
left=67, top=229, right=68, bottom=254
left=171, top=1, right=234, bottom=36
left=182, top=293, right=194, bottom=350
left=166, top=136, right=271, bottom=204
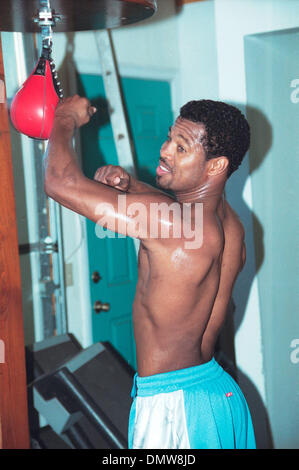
left=0, top=1, right=158, bottom=32
left=7, top=0, right=157, bottom=139
left=25, top=333, right=82, bottom=379
left=10, top=1, right=64, bottom=140
left=10, top=42, right=63, bottom=140
left=27, top=334, right=134, bottom=449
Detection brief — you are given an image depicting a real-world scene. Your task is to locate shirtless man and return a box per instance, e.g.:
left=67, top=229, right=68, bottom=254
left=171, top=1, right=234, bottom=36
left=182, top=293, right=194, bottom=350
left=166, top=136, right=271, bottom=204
left=44, top=96, right=256, bottom=449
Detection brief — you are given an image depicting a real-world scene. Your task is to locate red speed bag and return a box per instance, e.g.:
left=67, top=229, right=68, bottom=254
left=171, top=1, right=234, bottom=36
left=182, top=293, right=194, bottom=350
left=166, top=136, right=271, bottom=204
left=10, top=55, right=61, bottom=140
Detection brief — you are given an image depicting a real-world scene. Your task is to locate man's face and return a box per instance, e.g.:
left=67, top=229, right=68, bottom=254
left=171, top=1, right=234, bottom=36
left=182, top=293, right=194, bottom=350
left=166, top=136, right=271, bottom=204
left=156, top=117, right=208, bottom=192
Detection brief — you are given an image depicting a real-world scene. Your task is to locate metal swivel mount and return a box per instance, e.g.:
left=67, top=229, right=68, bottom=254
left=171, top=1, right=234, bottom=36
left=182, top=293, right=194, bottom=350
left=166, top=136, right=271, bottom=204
left=33, top=0, right=63, bottom=99
left=33, top=0, right=61, bottom=46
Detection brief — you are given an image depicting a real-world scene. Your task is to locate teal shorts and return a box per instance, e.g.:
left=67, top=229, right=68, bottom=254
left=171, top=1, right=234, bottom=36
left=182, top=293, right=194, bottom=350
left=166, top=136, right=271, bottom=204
left=129, top=358, right=256, bottom=449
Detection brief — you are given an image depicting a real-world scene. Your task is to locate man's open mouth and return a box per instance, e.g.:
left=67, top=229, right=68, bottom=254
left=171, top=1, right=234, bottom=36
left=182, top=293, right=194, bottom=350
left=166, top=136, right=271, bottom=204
left=156, top=161, right=172, bottom=176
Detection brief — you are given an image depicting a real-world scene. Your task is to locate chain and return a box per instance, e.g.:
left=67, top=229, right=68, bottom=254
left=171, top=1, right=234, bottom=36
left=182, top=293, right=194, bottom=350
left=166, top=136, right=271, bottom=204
left=33, top=0, right=63, bottom=99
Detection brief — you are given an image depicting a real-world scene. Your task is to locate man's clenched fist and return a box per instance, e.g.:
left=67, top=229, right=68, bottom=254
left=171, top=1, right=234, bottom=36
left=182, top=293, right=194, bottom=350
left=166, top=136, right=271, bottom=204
left=54, top=94, right=97, bottom=128
left=94, top=165, right=130, bottom=192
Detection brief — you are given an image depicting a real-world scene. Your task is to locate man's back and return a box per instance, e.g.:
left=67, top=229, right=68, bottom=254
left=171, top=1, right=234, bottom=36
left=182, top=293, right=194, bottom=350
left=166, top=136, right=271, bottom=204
left=133, top=197, right=245, bottom=377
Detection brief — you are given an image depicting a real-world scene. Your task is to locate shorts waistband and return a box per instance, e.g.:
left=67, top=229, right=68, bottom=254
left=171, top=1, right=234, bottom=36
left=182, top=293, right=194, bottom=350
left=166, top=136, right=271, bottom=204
left=131, top=358, right=224, bottom=398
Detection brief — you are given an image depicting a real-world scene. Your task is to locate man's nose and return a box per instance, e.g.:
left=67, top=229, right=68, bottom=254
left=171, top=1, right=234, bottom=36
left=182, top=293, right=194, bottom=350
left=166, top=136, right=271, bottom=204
left=160, top=141, right=173, bottom=161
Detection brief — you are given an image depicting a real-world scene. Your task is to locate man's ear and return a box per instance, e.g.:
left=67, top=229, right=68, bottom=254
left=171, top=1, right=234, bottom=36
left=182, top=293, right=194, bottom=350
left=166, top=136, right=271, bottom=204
left=207, top=156, right=229, bottom=176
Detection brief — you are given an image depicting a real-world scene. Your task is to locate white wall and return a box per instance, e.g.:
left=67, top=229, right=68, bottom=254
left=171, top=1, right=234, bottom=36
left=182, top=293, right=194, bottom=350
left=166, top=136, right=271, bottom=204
left=171, top=0, right=299, bottom=448
left=245, top=25, right=299, bottom=450
left=53, top=0, right=179, bottom=73
left=173, top=0, right=266, bottom=446
left=214, top=0, right=299, bottom=449
left=175, top=0, right=219, bottom=106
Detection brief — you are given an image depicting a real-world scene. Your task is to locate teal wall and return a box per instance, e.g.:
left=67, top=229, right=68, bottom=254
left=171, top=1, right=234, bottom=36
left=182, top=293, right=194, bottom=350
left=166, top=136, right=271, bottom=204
left=245, top=28, right=299, bottom=449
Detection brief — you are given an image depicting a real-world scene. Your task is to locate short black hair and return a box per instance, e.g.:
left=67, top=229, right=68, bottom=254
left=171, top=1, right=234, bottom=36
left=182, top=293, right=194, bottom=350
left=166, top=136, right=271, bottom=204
left=179, top=100, right=250, bottom=178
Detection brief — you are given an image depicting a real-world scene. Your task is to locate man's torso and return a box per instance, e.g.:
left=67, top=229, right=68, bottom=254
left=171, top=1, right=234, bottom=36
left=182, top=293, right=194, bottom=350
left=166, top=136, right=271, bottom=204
left=132, top=197, right=245, bottom=377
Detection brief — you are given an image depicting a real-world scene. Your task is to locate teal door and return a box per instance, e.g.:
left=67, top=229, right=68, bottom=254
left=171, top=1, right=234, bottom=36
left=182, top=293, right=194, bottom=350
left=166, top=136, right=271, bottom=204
left=78, top=74, right=173, bottom=370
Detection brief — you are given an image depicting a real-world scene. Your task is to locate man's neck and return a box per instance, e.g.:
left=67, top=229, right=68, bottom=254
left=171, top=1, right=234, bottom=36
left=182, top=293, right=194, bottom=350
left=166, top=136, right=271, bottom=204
left=174, top=175, right=226, bottom=212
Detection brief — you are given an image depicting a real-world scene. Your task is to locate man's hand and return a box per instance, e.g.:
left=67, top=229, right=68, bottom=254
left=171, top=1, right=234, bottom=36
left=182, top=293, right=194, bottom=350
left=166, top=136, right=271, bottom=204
left=94, top=165, right=130, bottom=192
left=54, top=94, right=97, bottom=129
